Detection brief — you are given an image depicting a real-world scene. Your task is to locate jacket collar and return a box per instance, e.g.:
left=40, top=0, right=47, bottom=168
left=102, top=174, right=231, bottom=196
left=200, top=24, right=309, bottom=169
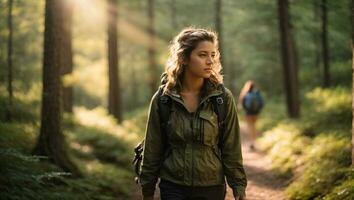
left=165, top=80, right=223, bottom=106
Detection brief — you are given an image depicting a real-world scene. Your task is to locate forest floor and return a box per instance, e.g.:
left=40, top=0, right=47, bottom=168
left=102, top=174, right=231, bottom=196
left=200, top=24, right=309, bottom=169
left=125, top=122, right=289, bottom=200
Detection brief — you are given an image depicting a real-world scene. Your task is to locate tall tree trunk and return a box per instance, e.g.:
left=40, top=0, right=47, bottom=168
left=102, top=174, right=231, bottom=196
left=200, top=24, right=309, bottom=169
left=61, top=0, right=73, bottom=113
left=33, top=0, right=81, bottom=176
left=170, top=0, right=177, bottom=32
left=148, top=0, right=157, bottom=96
left=107, top=0, right=122, bottom=122
left=313, top=1, right=322, bottom=70
left=277, top=0, right=300, bottom=118
left=215, top=0, right=224, bottom=68
left=6, top=0, right=13, bottom=121
left=351, top=0, right=354, bottom=167
left=321, top=0, right=330, bottom=87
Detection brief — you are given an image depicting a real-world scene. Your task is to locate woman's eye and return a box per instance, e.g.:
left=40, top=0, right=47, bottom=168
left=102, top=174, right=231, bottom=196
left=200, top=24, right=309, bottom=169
left=199, top=54, right=206, bottom=57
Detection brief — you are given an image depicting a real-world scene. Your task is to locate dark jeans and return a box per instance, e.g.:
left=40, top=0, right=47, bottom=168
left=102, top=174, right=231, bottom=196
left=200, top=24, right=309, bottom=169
left=159, top=179, right=226, bottom=200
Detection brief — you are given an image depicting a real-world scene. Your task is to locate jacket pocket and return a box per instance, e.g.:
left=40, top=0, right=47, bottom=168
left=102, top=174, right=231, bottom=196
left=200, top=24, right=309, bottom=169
left=199, top=109, right=218, bottom=146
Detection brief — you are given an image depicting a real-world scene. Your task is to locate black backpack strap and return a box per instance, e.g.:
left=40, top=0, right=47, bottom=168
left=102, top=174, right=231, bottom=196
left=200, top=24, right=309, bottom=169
left=211, top=84, right=227, bottom=149
left=157, top=85, right=172, bottom=139
left=157, top=85, right=173, bottom=162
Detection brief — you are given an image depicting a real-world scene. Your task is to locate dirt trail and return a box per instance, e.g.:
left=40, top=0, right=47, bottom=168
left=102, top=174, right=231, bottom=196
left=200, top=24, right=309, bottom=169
left=226, top=122, right=288, bottom=200
left=125, top=122, right=288, bottom=200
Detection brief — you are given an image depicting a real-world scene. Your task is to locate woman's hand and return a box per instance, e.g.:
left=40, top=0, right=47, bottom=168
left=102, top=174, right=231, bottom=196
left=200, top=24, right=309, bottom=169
left=143, top=196, right=154, bottom=200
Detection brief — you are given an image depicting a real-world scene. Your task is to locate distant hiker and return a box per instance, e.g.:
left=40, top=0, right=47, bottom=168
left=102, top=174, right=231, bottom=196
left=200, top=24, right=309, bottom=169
left=239, top=80, right=264, bottom=150
left=137, top=27, right=247, bottom=200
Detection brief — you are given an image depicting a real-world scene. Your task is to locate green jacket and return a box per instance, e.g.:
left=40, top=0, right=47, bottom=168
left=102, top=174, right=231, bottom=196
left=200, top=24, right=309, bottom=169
left=140, top=84, right=247, bottom=197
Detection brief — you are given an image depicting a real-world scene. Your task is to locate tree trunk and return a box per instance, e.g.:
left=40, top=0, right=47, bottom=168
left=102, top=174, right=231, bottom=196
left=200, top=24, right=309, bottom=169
left=148, top=0, right=157, bottom=96
left=107, top=0, right=122, bottom=122
left=61, top=0, right=73, bottom=113
left=351, top=0, right=354, bottom=167
left=313, top=1, right=322, bottom=70
left=6, top=0, right=13, bottom=121
left=215, top=0, right=224, bottom=69
left=277, top=0, right=300, bottom=118
left=321, top=0, right=330, bottom=87
left=33, top=0, right=81, bottom=177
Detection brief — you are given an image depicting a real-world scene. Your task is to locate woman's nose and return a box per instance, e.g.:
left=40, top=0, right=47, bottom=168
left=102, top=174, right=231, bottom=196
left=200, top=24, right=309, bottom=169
left=206, top=56, right=213, bottom=64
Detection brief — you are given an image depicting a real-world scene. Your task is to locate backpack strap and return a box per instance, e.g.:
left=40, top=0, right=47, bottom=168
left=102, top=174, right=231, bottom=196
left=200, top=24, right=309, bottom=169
left=158, top=85, right=172, bottom=153
left=157, top=85, right=172, bottom=139
left=211, top=84, right=227, bottom=149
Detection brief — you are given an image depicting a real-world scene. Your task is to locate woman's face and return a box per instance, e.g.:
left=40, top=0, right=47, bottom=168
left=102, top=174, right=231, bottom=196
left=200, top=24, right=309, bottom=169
left=183, top=41, right=216, bottom=79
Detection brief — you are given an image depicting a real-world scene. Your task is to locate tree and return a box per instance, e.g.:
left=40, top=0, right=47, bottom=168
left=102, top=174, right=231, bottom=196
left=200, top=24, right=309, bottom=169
left=33, top=0, right=81, bottom=176
left=215, top=0, right=223, bottom=67
left=321, top=0, right=330, bottom=87
left=277, top=0, right=300, bottom=118
left=148, top=0, right=157, bottom=96
left=6, top=0, right=13, bottom=121
left=107, top=0, right=122, bottom=122
left=61, top=0, right=73, bottom=113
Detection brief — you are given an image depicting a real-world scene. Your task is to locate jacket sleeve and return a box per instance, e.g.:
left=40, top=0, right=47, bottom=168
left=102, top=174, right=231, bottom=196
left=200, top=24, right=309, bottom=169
left=139, top=91, right=164, bottom=197
left=221, top=88, right=247, bottom=197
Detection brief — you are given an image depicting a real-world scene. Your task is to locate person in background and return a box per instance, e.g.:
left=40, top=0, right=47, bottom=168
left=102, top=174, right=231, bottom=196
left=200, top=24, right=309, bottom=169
left=239, top=80, right=264, bottom=150
left=139, top=27, right=247, bottom=200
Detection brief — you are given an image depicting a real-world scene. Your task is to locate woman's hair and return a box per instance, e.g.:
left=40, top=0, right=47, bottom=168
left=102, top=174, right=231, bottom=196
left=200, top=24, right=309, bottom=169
left=164, top=27, right=223, bottom=92
left=239, top=80, right=255, bottom=104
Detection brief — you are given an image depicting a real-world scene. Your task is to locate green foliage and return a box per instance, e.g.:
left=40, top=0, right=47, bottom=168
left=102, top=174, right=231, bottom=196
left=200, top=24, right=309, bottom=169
left=0, top=148, right=80, bottom=200
left=258, top=123, right=310, bottom=177
left=0, top=122, right=37, bottom=151
left=0, top=103, right=149, bottom=199
left=302, top=86, right=351, bottom=137
left=0, top=85, right=40, bottom=123
left=257, top=86, right=353, bottom=199
left=323, top=168, right=354, bottom=200
left=285, top=135, right=351, bottom=200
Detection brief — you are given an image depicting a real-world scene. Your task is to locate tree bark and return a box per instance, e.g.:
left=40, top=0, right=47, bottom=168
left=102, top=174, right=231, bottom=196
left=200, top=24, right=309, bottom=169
left=61, top=0, right=73, bottom=113
left=215, top=0, right=224, bottom=68
left=351, top=0, right=354, bottom=167
left=107, top=0, right=122, bottom=122
left=148, top=0, right=157, bottom=96
left=277, top=0, right=300, bottom=118
left=33, top=0, right=81, bottom=176
left=321, top=0, right=330, bottom=87
left=313, top=1, right=322, bottom=70
left=6, top=0, right=13, bottom=121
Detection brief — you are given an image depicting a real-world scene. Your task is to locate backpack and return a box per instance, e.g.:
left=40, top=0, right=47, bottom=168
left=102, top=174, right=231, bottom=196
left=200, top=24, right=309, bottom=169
left=132, top=84, right=227, bottom=184
left=242, top=90, right=264, bottom=115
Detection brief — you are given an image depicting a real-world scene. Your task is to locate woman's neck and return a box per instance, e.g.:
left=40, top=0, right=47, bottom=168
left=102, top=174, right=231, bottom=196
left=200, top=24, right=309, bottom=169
left=181, top=73, right=204, bottom=93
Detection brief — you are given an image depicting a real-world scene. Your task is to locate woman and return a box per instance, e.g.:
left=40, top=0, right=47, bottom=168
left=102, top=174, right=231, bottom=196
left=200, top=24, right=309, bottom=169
left=239, top=80, right=264, bottom=150
left=140, top=27, right=247, bottom=200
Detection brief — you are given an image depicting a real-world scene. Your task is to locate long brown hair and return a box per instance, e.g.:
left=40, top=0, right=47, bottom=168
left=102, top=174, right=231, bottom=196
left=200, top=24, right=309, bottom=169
left=239, top=80, right=255, bottom=104
left=164, top=27, right=223, bottom=93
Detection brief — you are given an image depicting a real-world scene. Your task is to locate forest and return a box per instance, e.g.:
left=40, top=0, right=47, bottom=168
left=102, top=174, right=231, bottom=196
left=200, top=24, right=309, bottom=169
left=0, top=0, right=353, bottom=199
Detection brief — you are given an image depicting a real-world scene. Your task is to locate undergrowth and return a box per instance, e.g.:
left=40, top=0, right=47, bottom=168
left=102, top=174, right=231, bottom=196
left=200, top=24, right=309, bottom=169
left=257, top=86, right=353, bottom=200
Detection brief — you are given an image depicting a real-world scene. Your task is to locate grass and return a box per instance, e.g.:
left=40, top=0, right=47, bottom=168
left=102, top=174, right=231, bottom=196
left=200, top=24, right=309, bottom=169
left=256, top=86, right=353, bottom=200
left=0, top=86, right=148, bottom=199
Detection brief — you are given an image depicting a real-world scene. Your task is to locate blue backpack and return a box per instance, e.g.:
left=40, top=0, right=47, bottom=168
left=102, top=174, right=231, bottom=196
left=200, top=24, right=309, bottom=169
left=242, top=90, right=264, bottom=115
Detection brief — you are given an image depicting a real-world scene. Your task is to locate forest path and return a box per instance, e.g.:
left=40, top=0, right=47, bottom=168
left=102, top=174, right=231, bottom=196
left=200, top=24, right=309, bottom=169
left=224, top=122, right=288, bottom=200
left=124, top=122, right=288, bottom=200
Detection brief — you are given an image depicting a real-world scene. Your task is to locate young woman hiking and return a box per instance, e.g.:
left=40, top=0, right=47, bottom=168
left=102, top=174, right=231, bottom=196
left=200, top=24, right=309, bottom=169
left=139, top=27, right=247, bottom=200
left=239, top=80, right=264, bottom=150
